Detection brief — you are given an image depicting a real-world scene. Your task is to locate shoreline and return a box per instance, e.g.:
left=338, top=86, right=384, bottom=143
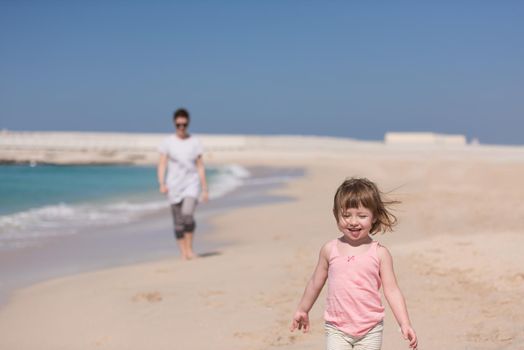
left=0, top=141, right=523, bottom=349
left=0, top=165, right=303, bottom=306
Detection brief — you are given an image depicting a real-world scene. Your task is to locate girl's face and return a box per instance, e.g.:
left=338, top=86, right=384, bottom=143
left=337, top=206, right=375, bottom=243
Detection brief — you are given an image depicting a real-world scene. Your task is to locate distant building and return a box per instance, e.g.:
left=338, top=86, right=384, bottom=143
left=470, top=137, right=480, bottom=145
left=384, top=132, right=467, bottom=145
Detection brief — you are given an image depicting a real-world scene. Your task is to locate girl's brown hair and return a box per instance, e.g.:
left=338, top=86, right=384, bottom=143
left=333, top=178, right=398, bottom=235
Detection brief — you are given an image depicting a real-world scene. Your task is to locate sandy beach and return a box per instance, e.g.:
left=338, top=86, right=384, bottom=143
left=1, top=134, right=523, bottom=349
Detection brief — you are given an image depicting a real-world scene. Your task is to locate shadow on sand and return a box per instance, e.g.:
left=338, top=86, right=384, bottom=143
left=197, top=251, right=222, bottom=258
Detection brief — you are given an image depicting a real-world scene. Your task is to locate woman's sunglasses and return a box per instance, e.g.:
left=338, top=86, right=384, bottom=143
left=176, top=123, right=188, bottom=129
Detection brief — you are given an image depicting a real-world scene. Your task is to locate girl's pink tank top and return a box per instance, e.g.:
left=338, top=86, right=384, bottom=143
left=324, top=239, right=385, bottom=337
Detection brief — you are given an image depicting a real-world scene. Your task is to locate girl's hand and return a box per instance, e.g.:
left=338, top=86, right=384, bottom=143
left=159, top=183, right=168, bottom=194
left=290, top=311, right=310, bottom=333
left=401, top=325, right=418, bottom=349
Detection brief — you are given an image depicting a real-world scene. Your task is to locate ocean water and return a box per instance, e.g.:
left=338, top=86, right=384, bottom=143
left=0, top=164, right=250, bottom=250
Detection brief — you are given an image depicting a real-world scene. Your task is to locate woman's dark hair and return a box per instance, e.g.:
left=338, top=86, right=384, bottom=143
left=173, top=108, right=190, bottom=121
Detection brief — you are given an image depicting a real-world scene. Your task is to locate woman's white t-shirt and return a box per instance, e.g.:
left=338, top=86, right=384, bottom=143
left=158, top=135, right=204, bottom=204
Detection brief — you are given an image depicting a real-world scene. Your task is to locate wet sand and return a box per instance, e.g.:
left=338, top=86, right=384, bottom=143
left=0, top=166, right=302, bottom=305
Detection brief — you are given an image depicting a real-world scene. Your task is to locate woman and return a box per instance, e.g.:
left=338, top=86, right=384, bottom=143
left=157, top=108, right=208, bottom=259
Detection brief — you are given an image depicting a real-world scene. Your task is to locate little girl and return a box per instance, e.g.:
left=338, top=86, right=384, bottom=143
left=290, top=178, right=417, bottom=350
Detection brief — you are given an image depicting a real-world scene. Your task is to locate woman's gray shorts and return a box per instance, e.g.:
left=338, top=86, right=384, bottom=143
left=170, top=197, right=197, bottom=239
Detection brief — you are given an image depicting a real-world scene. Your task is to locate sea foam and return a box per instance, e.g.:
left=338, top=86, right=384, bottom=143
left=0, top=164, right=251, bottom=250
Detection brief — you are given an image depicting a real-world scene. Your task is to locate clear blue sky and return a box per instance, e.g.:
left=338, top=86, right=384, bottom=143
left=1, top=1, right=522, bottom=144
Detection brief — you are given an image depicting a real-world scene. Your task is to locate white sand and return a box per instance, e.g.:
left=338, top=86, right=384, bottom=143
left=0, top=133, right=523, bottom=349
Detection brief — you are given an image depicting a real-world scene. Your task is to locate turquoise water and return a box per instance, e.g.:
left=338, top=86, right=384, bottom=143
left=1, top=165, right=153, bottom=215
left=0, top=164, right=219, bottom=216
left=0, top=164, right=248, bottom=250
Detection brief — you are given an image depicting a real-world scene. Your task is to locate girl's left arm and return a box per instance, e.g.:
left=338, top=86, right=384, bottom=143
left=196, top=155, right=209, bottom=203
left=379, top=245, right=418, bottom=349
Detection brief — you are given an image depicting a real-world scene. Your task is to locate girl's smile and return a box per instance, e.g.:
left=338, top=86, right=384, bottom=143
left=337, top=206, right=375, bottom=242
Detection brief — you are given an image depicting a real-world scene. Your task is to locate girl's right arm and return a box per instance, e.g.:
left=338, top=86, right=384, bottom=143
left=290, top=242, right=330, bottom=333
